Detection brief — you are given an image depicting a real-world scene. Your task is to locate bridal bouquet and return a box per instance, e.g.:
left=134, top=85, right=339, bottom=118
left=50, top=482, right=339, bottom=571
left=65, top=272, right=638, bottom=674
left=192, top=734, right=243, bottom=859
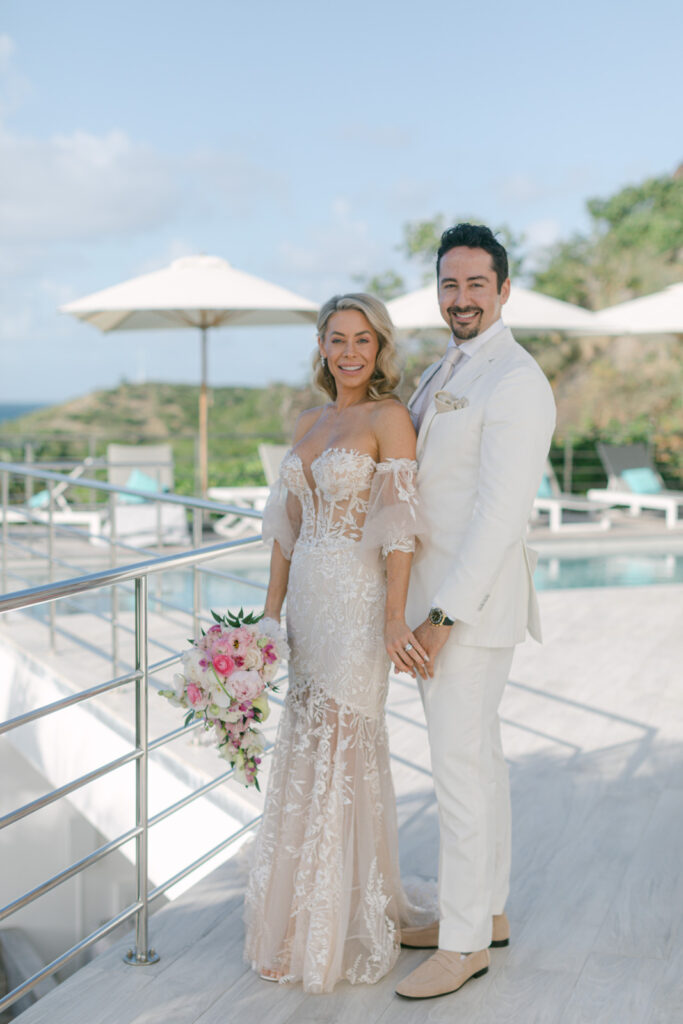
left=159, top=609, right=288, bottom=788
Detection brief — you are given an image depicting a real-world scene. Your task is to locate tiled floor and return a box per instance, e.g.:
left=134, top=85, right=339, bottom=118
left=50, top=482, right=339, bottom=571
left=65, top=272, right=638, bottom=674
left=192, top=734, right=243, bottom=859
left=7, top=579, right=683, bottom=1024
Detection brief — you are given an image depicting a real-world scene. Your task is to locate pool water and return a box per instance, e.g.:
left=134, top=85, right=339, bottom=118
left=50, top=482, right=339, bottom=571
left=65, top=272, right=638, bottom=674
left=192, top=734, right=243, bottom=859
left=20, top=547, right=683, bottom=623
left=535, top=551, right=683, bottom=590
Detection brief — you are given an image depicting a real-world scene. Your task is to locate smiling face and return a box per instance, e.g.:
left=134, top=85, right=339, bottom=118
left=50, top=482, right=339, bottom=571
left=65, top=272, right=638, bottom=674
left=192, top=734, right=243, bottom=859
left=318, top=309, right=380, bottom=397
left=437, top=246, right=510, bottom=340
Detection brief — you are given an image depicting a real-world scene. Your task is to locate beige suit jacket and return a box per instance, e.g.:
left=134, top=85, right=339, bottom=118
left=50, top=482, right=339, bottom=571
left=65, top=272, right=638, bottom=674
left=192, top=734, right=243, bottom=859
left=406, top=325, right=556, bottom=648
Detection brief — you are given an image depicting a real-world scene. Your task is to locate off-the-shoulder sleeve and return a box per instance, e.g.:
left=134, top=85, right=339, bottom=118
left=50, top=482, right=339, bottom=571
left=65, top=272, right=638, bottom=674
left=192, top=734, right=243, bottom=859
left=360, top=458, right=422, bottom=558
left=261, top=478, right=301, bottom=561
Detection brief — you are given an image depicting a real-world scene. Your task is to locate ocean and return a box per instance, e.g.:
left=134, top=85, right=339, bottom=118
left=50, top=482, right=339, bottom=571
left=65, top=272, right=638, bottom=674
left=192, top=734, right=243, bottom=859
left=0, top=403, right=46, bottom=424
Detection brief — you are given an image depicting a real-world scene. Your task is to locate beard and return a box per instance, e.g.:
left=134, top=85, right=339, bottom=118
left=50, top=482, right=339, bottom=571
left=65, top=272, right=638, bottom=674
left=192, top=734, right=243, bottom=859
left=448, top=307, right=482, bottom=340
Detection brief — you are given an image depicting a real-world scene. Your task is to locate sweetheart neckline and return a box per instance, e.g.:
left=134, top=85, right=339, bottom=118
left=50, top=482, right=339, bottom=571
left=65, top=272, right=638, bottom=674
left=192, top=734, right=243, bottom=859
left=283, top=448, right=376, bottom=495
left=287, top=446, right=377, bottom=471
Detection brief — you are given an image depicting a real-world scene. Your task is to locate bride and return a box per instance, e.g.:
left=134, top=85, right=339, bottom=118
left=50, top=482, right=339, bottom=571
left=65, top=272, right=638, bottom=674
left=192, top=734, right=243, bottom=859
left=244, top=293, right=430, bottom=992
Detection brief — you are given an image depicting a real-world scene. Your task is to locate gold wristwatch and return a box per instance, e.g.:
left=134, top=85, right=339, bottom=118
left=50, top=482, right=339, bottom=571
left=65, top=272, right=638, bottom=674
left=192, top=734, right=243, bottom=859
left=428, top=607, right=454, bottom=626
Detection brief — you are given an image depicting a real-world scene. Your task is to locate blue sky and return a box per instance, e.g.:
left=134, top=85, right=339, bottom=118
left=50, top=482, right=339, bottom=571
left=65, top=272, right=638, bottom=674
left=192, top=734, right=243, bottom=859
left=1, top=0, right=682, bottom=402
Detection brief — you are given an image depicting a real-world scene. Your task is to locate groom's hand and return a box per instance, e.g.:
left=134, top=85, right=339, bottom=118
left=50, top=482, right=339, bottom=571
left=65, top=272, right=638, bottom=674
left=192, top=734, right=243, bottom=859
left=413, top=619, right=452, bottom=677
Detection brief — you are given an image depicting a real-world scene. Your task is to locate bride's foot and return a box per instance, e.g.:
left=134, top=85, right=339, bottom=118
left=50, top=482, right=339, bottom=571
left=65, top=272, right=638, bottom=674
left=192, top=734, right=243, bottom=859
left=259, top=967, right=284, bottom=982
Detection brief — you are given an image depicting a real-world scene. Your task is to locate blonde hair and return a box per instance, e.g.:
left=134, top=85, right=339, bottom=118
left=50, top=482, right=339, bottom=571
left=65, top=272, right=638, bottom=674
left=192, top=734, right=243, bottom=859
left=313, top=293, right=400, bottom=401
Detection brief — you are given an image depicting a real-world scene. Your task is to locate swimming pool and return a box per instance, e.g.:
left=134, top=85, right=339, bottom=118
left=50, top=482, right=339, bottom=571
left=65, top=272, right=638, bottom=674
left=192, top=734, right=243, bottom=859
left=535, top=550, right=683, bottom=589
left=152, top=540, right=683, bottom=608
left=21, top=539, right=683, bottom=622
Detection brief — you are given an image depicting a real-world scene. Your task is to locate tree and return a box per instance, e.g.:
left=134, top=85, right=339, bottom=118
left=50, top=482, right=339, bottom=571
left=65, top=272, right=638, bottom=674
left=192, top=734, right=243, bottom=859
left=533, top=166, right=683, bottom=308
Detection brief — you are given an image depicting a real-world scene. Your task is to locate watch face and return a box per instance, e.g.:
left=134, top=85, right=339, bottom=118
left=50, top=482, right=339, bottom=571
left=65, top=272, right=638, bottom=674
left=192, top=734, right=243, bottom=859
left=429, top=608, right=443, bottom=625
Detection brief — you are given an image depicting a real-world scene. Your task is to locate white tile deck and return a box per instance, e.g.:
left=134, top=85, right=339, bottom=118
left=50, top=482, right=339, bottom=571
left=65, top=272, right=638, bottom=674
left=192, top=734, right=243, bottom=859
left=5, top=577, right=683, bottom=1023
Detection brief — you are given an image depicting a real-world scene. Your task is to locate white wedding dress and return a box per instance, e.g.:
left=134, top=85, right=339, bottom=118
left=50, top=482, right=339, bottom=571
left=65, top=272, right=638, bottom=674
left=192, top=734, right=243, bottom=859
left=244, top=448, right=429, bottom=993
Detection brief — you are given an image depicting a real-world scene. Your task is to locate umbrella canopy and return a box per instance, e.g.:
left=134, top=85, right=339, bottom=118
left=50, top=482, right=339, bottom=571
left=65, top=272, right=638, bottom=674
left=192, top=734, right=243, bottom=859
left=386, top=282, right=605, bottom=334
left=61, top=254, right=318, bottom=330
left=61, top=255, right=319, bottom=496
left=593, top=282, right=683, bottom=334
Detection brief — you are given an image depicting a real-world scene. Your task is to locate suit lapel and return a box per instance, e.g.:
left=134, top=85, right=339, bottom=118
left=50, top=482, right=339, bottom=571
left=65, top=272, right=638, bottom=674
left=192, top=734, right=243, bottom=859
left=407, top=360, right=441, bottom=413
left=416, top=327, right=515, bottom=458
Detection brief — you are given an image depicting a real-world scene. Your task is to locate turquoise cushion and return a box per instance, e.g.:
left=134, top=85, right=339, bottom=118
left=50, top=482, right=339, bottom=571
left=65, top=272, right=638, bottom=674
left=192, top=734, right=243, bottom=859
left=621, top=467, right=661, bottom=494
left=119, top=468, right=163, bottom=504
left=28, top=489, right=50, bottom=508
left=537, top=474, right=553, bottom=498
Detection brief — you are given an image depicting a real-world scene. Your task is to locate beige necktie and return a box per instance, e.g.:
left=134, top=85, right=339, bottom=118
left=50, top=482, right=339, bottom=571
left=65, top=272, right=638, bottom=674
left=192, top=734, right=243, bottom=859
left=411, top=346, right=464, bottom=431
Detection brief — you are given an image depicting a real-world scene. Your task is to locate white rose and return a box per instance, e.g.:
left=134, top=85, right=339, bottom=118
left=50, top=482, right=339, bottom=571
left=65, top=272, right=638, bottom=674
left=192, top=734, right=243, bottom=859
left=242, top=647, right=263, bottom=670
left=182, top=648, right=208, bottom=682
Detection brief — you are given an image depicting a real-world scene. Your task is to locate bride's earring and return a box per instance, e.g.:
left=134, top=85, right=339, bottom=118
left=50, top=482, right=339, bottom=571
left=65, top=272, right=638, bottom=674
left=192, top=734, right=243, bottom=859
left=321, top=356, right=327, bottom=369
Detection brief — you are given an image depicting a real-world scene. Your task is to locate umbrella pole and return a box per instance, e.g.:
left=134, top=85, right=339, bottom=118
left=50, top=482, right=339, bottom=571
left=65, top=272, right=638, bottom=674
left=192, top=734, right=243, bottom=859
left=199, top=326, right=208, bottom=499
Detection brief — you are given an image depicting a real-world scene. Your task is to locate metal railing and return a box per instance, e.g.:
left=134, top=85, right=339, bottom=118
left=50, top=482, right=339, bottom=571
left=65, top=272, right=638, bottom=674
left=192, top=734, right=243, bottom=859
left=0, top=460, right=268, bottom=676
left=0, top=467, right=281, bottom=1016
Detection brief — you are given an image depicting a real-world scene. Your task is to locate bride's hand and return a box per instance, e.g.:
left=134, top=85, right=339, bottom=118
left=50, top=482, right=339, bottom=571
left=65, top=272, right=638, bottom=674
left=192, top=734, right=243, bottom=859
left=385, top=619, right=429, bottom=677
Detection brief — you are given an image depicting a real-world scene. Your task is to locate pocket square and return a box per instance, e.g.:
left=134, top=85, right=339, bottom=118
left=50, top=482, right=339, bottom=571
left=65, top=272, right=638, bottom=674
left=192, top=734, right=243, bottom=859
left=434, top=390, right=469, bottom=413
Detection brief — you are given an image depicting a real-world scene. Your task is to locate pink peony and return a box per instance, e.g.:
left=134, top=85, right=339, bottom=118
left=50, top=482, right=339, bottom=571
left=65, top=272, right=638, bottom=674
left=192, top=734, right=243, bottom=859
left=228, top=626, right=256, bottom=653
left=212, top=653, right=235, bottom=676
left=186, top=683, right=208, bottom=709
left=229, top=670, right=265, bottom=702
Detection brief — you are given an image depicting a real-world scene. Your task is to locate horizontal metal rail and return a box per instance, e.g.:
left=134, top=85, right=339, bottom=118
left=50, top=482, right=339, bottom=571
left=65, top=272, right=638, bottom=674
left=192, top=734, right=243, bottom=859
left=0, top=460, right=264, bottom=518
left=0, top=534, right=263, bottom=614
left=149, top=815, right=262, bottom=902
left=0, top=748, right=142, bottom=831
left=0, top=474, right=277, bottom=1013
left=148, top=743, right=275, bottom=828
left=0, top=901, right=144, bottom=1016
left=0, top=668, right=141, bottom=736
left=0, top=826, right=142, bottom=923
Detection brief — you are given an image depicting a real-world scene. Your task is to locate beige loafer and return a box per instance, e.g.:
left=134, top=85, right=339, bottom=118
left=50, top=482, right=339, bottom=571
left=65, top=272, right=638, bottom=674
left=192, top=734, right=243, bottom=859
left=491, top=911, right=510, bottom=948
left=400, top=921, right=439, bottom=948
left=396, top=948, right=490, bottom=999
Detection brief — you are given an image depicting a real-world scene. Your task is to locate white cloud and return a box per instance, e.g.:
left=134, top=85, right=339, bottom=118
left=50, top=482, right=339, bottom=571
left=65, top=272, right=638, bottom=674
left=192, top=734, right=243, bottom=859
left=0, top=126, right=180, bottom=243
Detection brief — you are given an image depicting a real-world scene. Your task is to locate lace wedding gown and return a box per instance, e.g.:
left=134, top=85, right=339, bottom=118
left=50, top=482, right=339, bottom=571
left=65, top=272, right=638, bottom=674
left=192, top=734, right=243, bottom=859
left=244, top=448, right=428, bottom=993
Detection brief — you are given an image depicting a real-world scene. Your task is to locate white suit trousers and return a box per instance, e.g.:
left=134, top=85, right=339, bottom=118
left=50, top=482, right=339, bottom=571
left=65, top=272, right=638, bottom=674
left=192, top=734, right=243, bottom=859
left=419, top=641, right=514, bottom=953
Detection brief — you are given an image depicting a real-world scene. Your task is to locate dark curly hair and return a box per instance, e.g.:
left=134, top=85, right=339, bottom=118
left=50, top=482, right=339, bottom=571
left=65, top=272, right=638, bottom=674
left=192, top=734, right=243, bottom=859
left=437, top=223, right=509, bottom=292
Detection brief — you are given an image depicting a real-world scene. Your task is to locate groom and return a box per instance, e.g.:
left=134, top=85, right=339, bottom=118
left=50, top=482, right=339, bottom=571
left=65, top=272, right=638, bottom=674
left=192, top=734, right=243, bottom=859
left=397, top=224, right=556, bottom=999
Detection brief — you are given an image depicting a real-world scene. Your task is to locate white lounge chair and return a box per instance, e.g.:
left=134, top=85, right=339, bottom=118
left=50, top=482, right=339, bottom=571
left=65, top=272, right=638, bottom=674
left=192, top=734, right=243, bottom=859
left=99, top=443, right=191, bottom=546
left=207, top=486, right=269, bottom=539
left=258, top=443, right=289, bottom=486
left=0, top=457, right=106, bottom=536
left=531, top=460, right=611, bottom=532
left=587, top=443, right=683, bottom=529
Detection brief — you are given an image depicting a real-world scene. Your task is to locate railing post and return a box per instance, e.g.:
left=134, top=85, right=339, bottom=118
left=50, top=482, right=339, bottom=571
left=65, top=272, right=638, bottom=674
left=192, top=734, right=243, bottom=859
left=192, top=508, right=202, bottom=640
left=124, top=575, right=159, bottom=967
left=109, top=493, right=119, bottom=678
left=1, top=470, right=8, bottom=594
left=88, top=436, right=96, bottom=508
left=563, top=436, right=574, bottom=494
left=48, top=480, right=56, bottom=651
left=25, top=443, right=34, bottom=503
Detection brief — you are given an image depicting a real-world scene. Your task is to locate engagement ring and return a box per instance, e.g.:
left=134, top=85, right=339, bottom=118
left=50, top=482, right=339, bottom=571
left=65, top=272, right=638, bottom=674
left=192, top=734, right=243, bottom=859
left=404, top=643, right=413, bottom=652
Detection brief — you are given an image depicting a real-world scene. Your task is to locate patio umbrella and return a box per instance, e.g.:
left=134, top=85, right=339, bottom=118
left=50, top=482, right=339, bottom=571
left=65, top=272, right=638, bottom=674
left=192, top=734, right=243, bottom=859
left=60, top=255, right=319, bottom=495
left=593, top=282, right=683, bottom=335
left=386, top=282, right=606, bottom=334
